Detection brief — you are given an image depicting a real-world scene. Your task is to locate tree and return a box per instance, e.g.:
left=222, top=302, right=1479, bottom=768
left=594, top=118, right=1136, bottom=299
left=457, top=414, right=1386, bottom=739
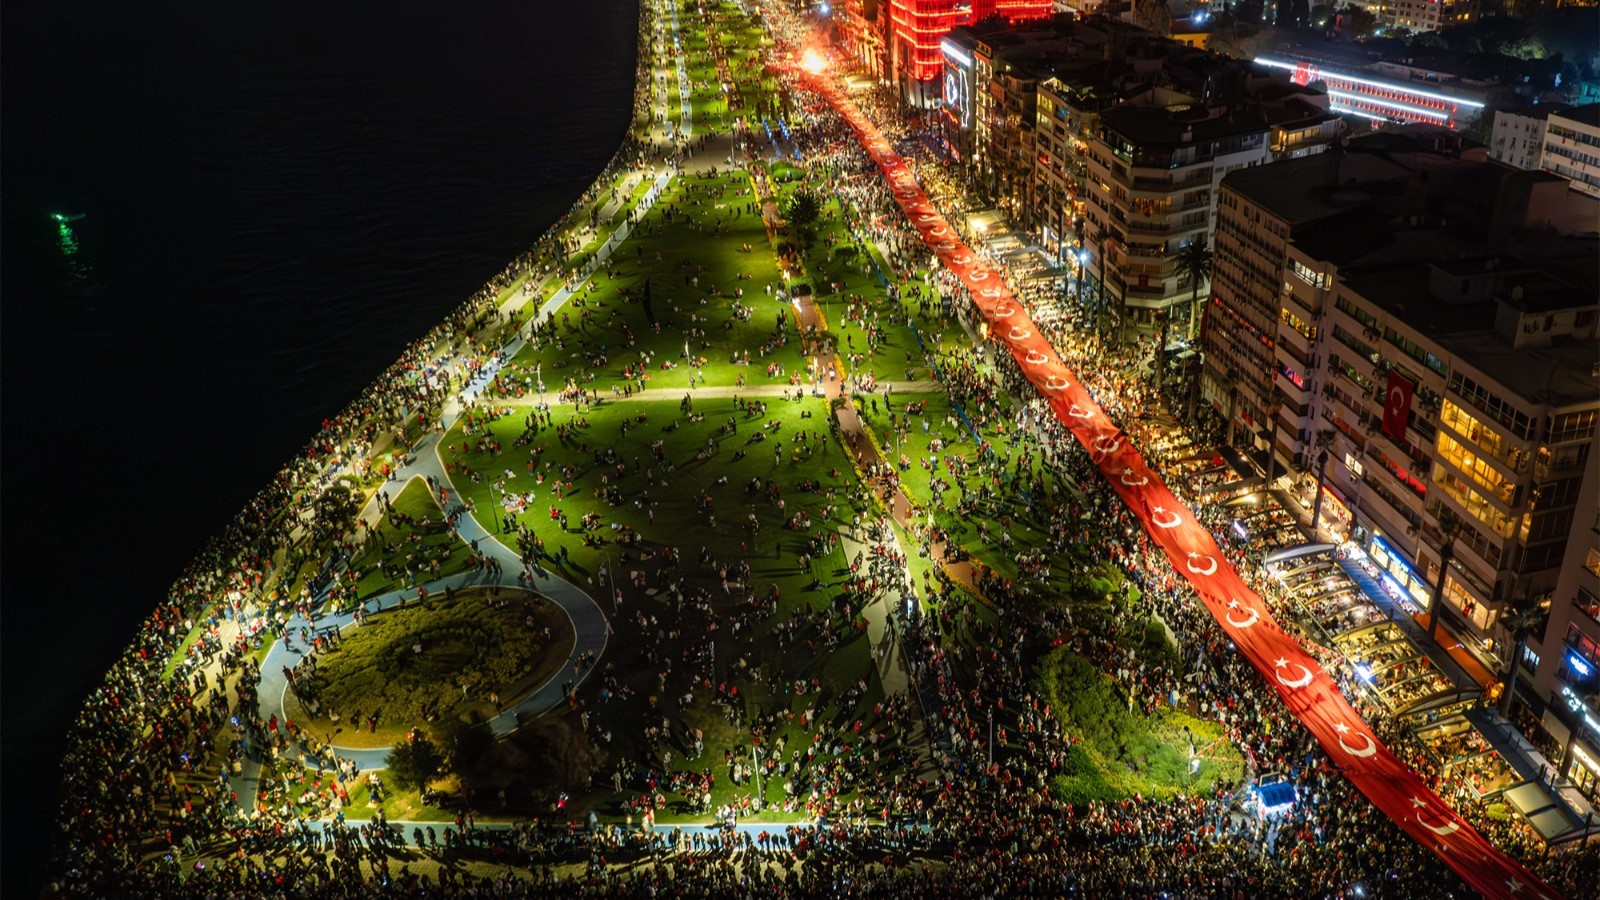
left=1309, top=429, right=1336, bottom=535
left=386, top=732, right=444, bottom=790
left=441, top=721, right=495, bottom=777
left=1174, top=239, right=1213, bottom=342
left=782, top=186, right=823, bottom=252
left=1426, top=507, right=1464, bottom=645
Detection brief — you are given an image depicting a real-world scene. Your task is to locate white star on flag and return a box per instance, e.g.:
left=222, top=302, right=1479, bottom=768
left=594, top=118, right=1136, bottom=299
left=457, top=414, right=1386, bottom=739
left=1274, top=657, right=1288, bottom=668
left=1505, top=877, right=1522, bottom=893
left=1409, top=796, right=1427, bottom=809
left=1334, top=722, right=1350, bottom=734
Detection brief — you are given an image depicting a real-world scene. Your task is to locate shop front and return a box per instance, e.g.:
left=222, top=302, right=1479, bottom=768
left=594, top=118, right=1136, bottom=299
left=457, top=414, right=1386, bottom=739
left=1363, top=532, right=1432, bottom=614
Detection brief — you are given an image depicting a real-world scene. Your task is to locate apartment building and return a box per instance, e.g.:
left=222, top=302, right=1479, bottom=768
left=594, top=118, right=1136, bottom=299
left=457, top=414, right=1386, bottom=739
left=1205, top=134, right=1600, bottom=706
left=1387, top=0, right=1478, bottom=33
left=838, top=0, right=888, bottom=81
left=1532, top=421, right=1600, bottom=804
left=1083, top=105, right=1272, bottom=330
left=1034, top=74, right=1115, bottom=259
left=1489, top=106, right=1554, bottom=171
left=1541, top=104, right=1600, bottom=199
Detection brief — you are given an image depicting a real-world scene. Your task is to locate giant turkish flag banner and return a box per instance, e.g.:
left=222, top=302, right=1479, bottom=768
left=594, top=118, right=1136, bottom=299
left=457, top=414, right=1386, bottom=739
left=1382, top=369, right=1415, bottom=444
left=803, top=66, right=1561, bottom=899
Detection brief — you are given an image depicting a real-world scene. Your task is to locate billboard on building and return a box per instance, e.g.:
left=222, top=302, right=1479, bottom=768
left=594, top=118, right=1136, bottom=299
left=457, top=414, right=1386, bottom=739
left=941, top=38, right=974, bottom=130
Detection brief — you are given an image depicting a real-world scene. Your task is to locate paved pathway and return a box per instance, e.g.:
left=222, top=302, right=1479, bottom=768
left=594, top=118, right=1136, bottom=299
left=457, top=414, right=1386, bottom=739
left=487, top=380, right=941, bottom=406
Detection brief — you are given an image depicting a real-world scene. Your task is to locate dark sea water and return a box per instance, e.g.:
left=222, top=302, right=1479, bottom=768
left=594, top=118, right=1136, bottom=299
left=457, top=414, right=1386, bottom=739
left=1, top=1, right=639, bottom=891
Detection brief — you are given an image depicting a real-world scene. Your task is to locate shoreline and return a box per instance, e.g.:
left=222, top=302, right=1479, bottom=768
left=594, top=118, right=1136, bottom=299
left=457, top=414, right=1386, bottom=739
left=47, top=0, right=678, bottom=872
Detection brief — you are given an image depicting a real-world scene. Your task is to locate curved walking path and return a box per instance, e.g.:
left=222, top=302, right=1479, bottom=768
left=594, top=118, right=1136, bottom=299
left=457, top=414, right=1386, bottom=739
left=255, top=428, right=613, bottom=772
left=801, top=63, right=1556, bottom=900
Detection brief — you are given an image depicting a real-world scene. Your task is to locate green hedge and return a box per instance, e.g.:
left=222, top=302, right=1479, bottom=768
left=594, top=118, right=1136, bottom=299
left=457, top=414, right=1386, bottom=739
left=1034, top=649, right=1244, bottom=804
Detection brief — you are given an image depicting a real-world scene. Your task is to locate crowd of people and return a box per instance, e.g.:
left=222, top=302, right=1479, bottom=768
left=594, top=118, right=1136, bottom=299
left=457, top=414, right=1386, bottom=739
left=43, top=0, right=1599, bottom=897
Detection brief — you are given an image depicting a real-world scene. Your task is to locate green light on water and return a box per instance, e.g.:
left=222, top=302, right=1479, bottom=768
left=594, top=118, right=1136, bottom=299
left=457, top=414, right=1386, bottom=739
left=58, top=223, right=80, bottom=257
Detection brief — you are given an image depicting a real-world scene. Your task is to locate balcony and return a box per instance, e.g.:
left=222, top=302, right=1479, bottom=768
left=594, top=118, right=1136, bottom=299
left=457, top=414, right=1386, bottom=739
left=1130, top=170, right=1213, bottom=192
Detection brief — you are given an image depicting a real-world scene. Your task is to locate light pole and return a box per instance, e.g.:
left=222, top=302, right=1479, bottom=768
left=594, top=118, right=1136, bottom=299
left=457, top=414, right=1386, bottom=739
left=987, top=707, right=994, bottom=767
left=751, top=744, right=763, bottom=811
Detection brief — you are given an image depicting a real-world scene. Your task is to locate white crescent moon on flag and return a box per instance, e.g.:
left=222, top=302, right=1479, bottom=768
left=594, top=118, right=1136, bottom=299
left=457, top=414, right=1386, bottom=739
left=1044, top=375, right=1070, bottom=392
left=1025, top=350, right=1048, bottom=365
left=1151, top=507, right=1182, bottom=529
left=993, top=304, right=1016, bottom=318
left=1068, top=404, right=1093, bottom=420
left=1418, top=814, right=1461, bottom=836
left=1336, top=724, right=1379, bottom=757
left=1093, top=436, right=1121, bottom=456
left=1224, top=599, right=1259, bottom=628
left=1275, top=662, right=1315, bottom=688
left=1186, top=554, right=1218, bottom=576
left=1120, top=468, right=1148, bottom=487
left=1389, top=385, right=1407, bottom=416
left=1008, top=326, right=1031, bottom=341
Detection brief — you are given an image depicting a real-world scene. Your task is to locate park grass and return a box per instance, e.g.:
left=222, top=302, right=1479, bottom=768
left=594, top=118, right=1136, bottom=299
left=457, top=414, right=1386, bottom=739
left=435, top=394, right=911, bottom=823
left=335, top=768, right=456, bottom=823
left=1035, top=649, right=1244, bottom=806
left=344, top=477, right=475, bottom=601
left=440, top=395, right=857, bottom=590
left=852, top=390, right=1068, bottom=586
left=504, top=171, right=791, bottom=396
left=292, top=587, right=575, bottom=748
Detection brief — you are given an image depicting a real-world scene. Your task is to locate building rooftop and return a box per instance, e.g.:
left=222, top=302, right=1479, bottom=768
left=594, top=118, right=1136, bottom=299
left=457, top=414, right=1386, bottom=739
left=1550, top=104, right=1600, bottom=128
left=1435, top=329, right=1600, bottom=409
left=1098, top=104, right=1266, bottom=148
left=1338, top=261, right=1599, bottom=407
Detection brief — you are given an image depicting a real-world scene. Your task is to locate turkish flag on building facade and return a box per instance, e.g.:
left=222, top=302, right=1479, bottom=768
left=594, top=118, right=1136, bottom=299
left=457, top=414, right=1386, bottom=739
left=1382, top=369, right=1415, bottom=443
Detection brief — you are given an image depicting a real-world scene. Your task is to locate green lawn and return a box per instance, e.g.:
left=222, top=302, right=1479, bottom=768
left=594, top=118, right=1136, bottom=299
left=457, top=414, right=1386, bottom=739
left=1035, top=649, right=1244, bottom=805
left=344, top=476, right=475, bottom=601
left=291, top=586, right=575, bottom=748
left=503, top=171, right=791, bottom=396
left=335, top=767, right=455, bottom=824
left=435, top=394, right=924, bottom=821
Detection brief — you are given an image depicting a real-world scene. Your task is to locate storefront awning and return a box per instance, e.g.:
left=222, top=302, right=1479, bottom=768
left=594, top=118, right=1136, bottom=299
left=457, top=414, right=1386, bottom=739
left=1503, top=780, right=1581, bottom=842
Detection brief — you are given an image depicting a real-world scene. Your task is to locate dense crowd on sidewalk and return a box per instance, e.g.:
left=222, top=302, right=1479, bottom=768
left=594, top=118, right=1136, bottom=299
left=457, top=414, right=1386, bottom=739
left=43, top=1, right=1599, bottom=897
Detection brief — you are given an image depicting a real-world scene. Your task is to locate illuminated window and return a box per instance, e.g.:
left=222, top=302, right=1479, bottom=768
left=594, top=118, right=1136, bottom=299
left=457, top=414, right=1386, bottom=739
left=1432, top=469, right=1517, bottom=538
left=1440, top=400, right=1529, bottom=473
left=1436, top=433, right=1517, bottom=505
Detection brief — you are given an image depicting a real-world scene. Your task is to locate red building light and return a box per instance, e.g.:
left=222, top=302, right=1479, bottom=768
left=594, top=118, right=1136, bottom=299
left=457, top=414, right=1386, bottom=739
left=889, top=0, right=1051, bottom=82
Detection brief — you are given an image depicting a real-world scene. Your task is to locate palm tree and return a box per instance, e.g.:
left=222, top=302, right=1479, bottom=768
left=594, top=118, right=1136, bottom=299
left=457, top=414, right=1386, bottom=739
left=1174, top=239, right=1213, bottom=342
left=1498, top=598, right=1544, bottom=719
left=1426, top=507, right=1464, bottom=644
left=1309, top=429, right=1336, bottom=535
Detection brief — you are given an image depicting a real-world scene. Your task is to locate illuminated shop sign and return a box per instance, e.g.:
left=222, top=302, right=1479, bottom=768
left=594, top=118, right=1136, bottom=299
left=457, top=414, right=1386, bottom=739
left=941, top=39, right=974, bottom=130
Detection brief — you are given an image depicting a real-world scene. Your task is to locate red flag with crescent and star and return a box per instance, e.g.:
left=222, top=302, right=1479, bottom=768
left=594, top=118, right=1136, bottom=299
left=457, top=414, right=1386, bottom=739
left=1382, top=369, right=1415, bottom=444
